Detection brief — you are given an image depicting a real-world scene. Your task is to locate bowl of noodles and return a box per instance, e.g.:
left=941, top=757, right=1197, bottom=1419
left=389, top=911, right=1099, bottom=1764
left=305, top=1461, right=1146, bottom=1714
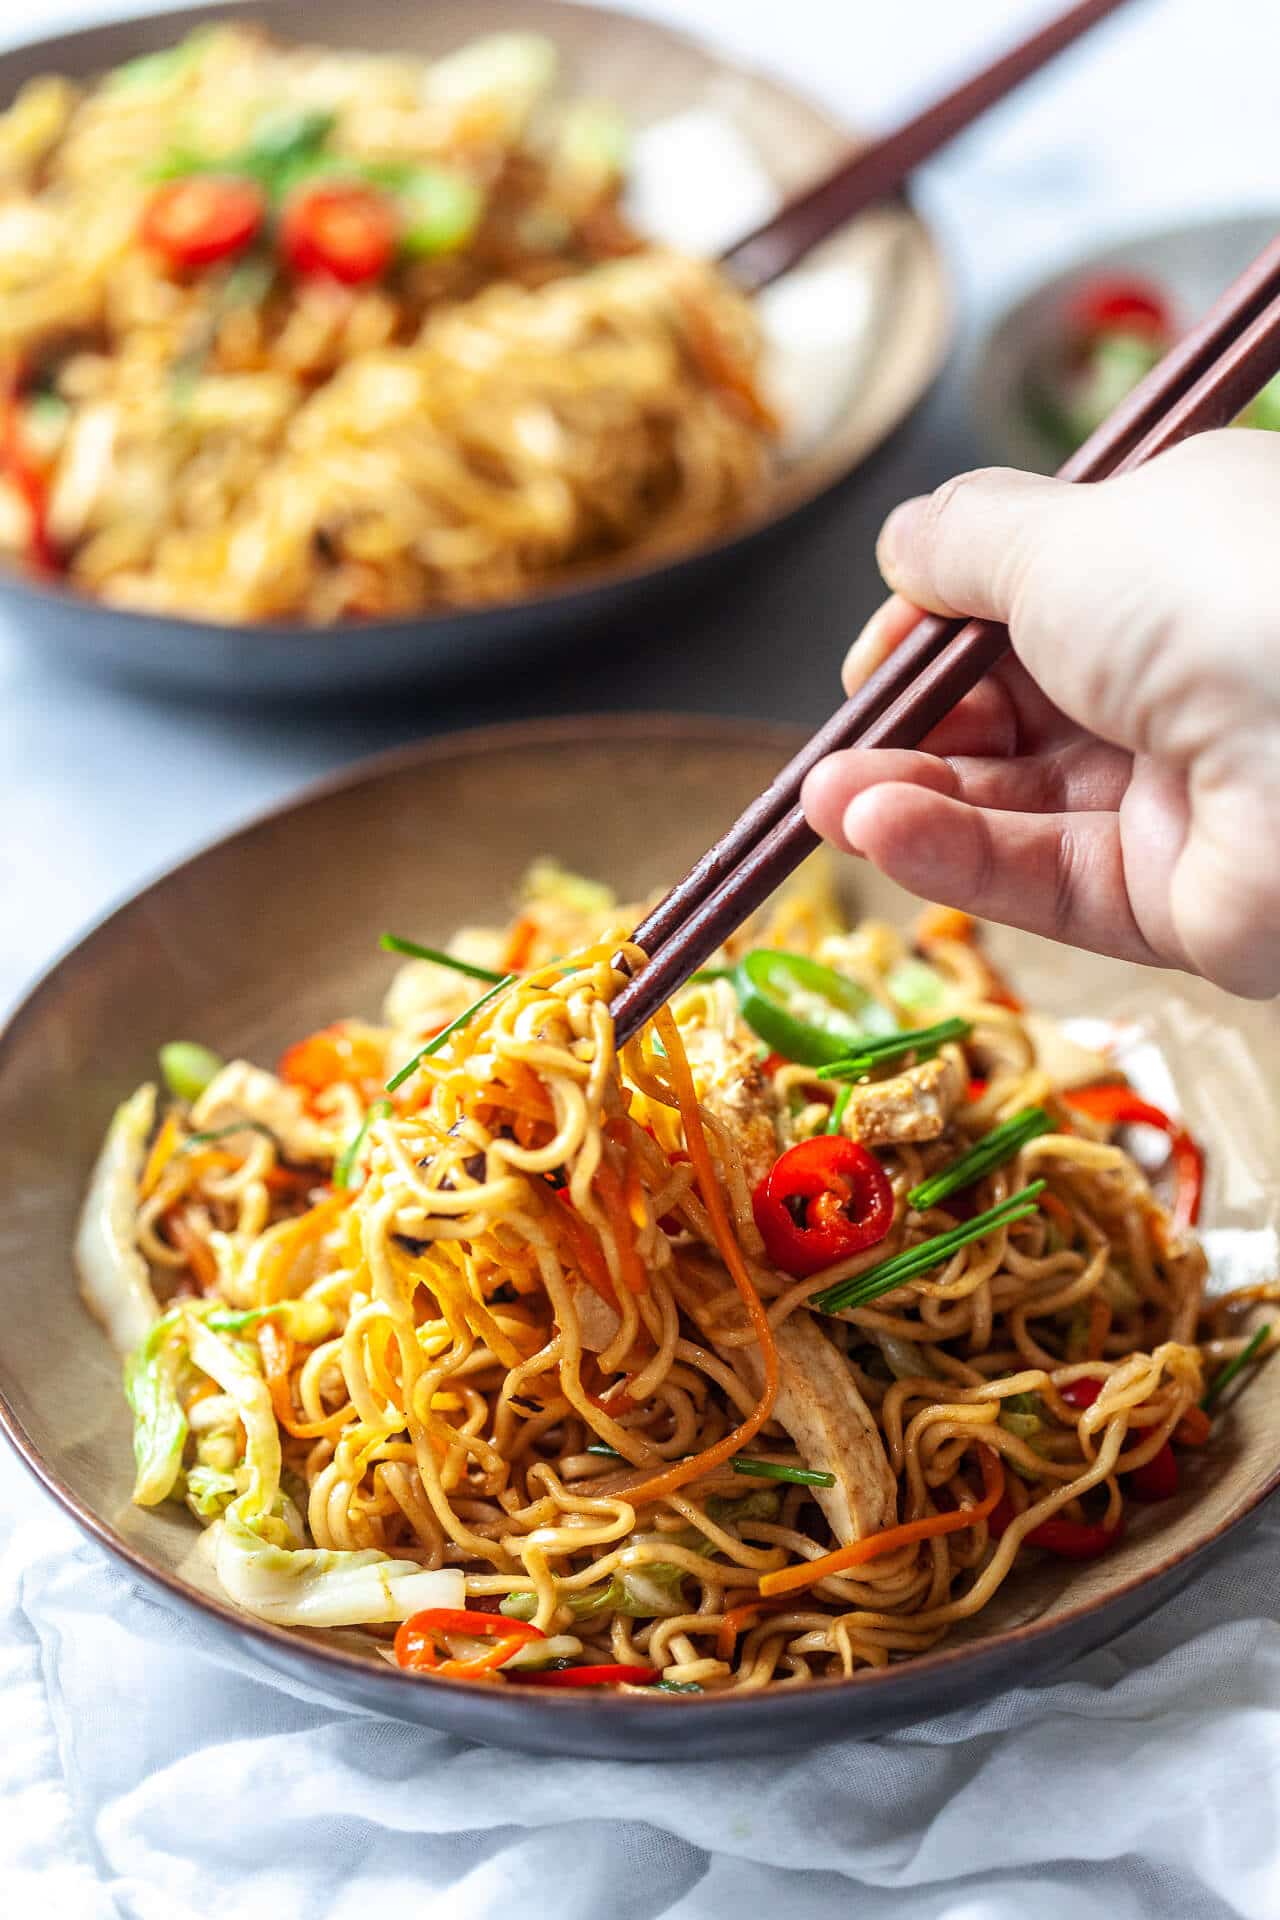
left=0, top=2, right=949, bottom=695
left=1, top=715, right=1278, bottom=1758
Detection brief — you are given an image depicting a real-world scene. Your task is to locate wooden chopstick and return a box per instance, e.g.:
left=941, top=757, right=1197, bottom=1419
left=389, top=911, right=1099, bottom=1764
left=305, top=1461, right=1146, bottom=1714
left=626, top=231, right=1280, bottom=982
left=611, top=231, right=1280, bottom=1044
left=720, top=0, right=1135, bottom=294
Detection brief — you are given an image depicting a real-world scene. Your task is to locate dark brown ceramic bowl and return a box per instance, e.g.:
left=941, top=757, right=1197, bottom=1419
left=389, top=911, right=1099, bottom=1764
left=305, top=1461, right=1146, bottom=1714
left=1, top=716, right=1276, bottom=1759
left=0, top=0, right=949, bottom=699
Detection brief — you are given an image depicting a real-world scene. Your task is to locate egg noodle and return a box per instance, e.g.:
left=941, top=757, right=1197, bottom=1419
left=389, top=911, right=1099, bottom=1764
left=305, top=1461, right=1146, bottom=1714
left=78, top=862, right=1274, bottom=1694
left=0, top=24, right=773, bottom=622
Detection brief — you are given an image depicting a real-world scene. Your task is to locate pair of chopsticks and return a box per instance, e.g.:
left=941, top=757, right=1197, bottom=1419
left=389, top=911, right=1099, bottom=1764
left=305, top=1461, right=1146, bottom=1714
left=611, top=230, right=1280, bottom=1044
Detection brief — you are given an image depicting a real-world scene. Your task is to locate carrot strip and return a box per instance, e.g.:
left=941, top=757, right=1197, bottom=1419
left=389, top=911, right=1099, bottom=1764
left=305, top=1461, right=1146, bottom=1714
left=917, top=906, right=974, bottom=946
left=554, top=1198, right=620, bottom=1312
left=1040, top=1191, right=1075, bottom=1239
left=715, top=1597, right=793, bottom=1664
left=594, top=1162, right=648, bottom=1294
left=1086, top=1295, right=1112, bottom=1360
left=502, top=915, right=539, bottom=973
left=759, top=1449, right=1004, bottom=1599
left=259, top=1191, right=351, bottom=1304
left=167, top=1213, right=219, bottom=1293
left=257, top=1320, right=355, bottom=1440
left=621, top=1010, right=779, bottom=1508
left=140, top=1112, right=183, bottom=1201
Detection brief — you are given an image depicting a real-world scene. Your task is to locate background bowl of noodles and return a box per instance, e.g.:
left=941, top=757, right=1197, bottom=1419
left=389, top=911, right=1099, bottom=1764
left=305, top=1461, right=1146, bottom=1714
left=0, top=714, right=1277, bottom=1759
left=0, top=0, right=949, bottom=697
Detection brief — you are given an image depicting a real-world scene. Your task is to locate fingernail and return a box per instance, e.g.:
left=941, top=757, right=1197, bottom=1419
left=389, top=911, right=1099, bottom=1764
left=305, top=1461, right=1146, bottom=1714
left=876, top=497, right=925, bottom=584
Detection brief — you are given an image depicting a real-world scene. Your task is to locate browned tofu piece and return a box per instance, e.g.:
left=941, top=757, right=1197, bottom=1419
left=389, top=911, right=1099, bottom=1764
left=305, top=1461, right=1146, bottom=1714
left=841, top=1045, right=966, bottom=1149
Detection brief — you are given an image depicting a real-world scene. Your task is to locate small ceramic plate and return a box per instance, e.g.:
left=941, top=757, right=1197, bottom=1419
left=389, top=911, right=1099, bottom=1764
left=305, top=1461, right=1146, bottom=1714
left=971, top=211, right=1280, bottom=474
left=0, top=715, right=1277, bottom=1759
left=0, top=0, right=950, bottom=698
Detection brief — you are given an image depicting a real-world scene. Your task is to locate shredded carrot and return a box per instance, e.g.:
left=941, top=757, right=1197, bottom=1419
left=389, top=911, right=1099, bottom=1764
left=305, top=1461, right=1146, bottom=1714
left=594, top=1161, right=648, bottom=1294
left=622, top=1009, right=779, bottom=1509
left=259, top=1191, right=351, bottom=1304
left=1086, top=1295, right=1112, bottom=1360
left=554, top=1196, right=620, bottom=1312
left=715, top=1597, right=793, bottom=1663
left=1174, top=1404, right=1212, bottom=1448
left=502, top=914, right=539, bottom=973
left=759, top=1448, right=1005, bottom=1599
left=140, top=1111, right=182, bottom=1201
left=257, top=1320, right=355, bottom=1439
left=185, top=1377, right=221, bottom=1410
left=916, top=905, right=974, bottom=946
left=678, top=294, right=778, bottom=432
left=167, top=1213, right=219, bottom=1293
left=1040, top=1191, right=1075, bottom=1239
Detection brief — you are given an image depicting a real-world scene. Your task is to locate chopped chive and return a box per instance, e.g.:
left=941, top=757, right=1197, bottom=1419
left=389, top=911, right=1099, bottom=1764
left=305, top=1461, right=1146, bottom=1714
left=380, top=933, right=504, bottom=983
left=815, top=1017, right=972, bottom=1082
left=1201, top=1323, right=1271, bottom=1410
left=587, top=1441, right=834, bottom=1488
left=654, top=1680, right=703, bottom=1693
left=826, top=1083, right=853, bottom=1136
left=334, top=1098, right=392, bottom=1189
left=908, top=1107, right=1052, bottom=1212
left=180, top=1120, right=279, bottom=1153
left=729, top=1458, right=835, bottom=1488
left=811, top=1181, right=1047, bottom=1315
left=385, top=974, right=514, bottom=1093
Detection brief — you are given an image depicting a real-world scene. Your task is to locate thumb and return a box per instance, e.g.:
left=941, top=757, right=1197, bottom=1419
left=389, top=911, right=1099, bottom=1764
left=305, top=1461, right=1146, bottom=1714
left=874, top=466, right=1087, bottom=627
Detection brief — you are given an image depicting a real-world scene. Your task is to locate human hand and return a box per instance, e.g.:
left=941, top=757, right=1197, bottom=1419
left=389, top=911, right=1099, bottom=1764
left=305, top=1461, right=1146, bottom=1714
left=801, top=431, right=1280, bottom=998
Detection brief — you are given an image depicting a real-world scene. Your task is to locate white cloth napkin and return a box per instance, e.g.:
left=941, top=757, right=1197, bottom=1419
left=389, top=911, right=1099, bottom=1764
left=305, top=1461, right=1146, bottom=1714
left=3, top=1436, right=1278, bottom=1920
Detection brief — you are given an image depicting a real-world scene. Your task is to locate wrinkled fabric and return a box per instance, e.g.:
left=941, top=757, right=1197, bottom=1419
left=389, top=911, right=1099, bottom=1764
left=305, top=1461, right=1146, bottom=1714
left=3, top=1442, right=1278, bottom=1920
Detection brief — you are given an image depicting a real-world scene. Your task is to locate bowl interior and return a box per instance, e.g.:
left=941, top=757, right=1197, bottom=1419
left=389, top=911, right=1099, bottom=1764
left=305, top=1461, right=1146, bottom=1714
left=1, top=715, right=1277, bottom=1755
left=0, top=0, right=949, bottom=696
left=971, top=211, right=1280, bottom=474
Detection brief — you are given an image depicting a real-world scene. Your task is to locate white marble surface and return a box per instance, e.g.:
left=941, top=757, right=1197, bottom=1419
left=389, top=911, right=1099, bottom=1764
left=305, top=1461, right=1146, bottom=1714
left=2, top=3, right=1280, bottom=1915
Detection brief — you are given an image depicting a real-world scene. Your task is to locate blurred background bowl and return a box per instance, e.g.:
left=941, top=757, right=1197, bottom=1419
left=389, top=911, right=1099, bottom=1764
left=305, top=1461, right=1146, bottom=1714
left=0, top=0, right=950, bottom=700
left=971, top=209, right=1280, bottom=474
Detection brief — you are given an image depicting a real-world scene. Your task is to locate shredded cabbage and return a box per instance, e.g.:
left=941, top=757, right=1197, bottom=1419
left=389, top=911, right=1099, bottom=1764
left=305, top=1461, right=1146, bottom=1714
left=122, top=1313, right=188, bottom=1506
left=214, top=1510, right=465, bottom=1626
left=186, top=1314, right=281, bottom=1522
left=426, top=33, right=557, bottom=140
left=76, top=1083, right=161, bottom=1355
left=185, top=1463, right=239, bottom=1521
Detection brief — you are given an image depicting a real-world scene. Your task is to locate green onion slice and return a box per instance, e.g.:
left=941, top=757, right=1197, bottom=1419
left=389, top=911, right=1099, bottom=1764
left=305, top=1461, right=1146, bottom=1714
left=816, top=1017, right=971, bottom=1082
left=733, top=950, right=895, bottom=1068
left=811, top=1181, right=1047, bottom=1316
left=908, top=1107, right=1052, bottom=1212
left=385, top=974, right=514, bottom=1093
left=585, top=1441, right=833, bottom=1488
left=334, top=1098, right=392, bottom=1190
left=380, top=933, right=504, bottom=982
left=1201, top=1323, right=1271, bottom=1411
left=826, top=1083, right=853, bottom=1136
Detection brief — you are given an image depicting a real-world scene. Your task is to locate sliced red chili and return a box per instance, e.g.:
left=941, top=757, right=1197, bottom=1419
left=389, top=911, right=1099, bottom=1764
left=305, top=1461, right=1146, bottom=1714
left=394, top=1607, right=544, bottom=1680
left=1065, top=1085, right=1203, bottom=1231
left=280, top=181, right=397, bottom=284
left=141, top=175, right=265, bottom=268
left=1059, top=1376, right=1103, bottom=1410
left=752, top=1136, right=893, bottom=1279
left=990, top=1492, right=1125, bottom=1560
left=521, top=1663, right=657, bottom=1688
left=1128, top=1440, right=1179, bottom=1502
left=0, top=387, right=59, bottom=573
left=1068, top=274, right=1171, bottom=341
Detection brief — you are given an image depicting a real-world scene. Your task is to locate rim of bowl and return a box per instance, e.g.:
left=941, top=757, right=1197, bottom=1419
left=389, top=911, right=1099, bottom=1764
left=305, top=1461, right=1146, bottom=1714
left=0, top=0, right=950, bottom=650
left=1, top=710, right=1276, bottom=1718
